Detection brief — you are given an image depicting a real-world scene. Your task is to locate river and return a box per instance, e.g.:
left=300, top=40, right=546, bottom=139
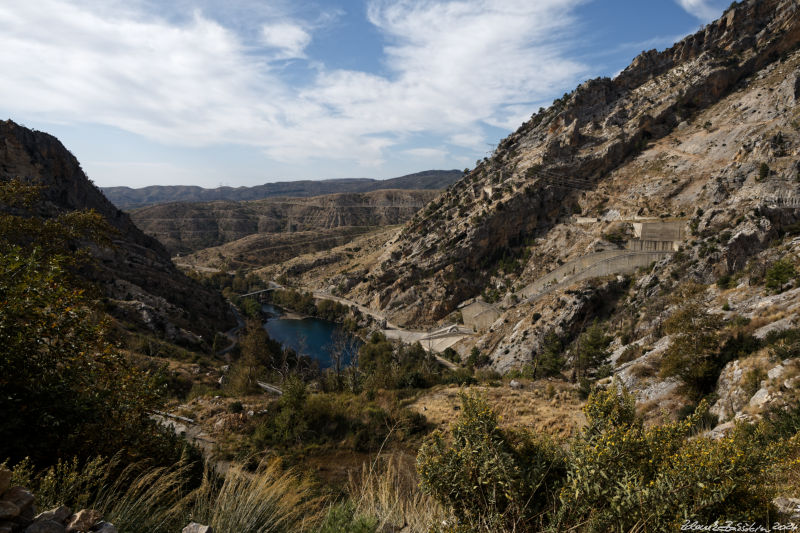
left=261, top=303, right=362, bottom=369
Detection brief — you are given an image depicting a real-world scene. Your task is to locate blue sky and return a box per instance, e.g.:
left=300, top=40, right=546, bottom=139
left=0, top=0, right=730, bottom=188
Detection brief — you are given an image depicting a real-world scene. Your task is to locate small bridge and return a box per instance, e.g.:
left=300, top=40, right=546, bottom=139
left=240, top=282, right=284, bottom=301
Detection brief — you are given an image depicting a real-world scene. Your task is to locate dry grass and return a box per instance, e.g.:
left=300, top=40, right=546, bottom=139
left=348, top=453, right=447, bottom=533
left=96, top=462, right=190, bottom=533
left=407, top=383, right=585, bottom=439
left=190, top=458, right=324, bottom=533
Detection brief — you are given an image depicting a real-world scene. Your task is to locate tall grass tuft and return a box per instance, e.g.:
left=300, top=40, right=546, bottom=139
left=190, top=458, right=324, bottom=533
left=349, top=453, right=446, bottom=533
left=94, top=461, right=190, bottom=533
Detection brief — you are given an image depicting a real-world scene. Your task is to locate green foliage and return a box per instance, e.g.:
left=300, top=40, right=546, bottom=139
left=536, top=332, right=565, bottom=378
left=576, top=320, right=611, bottom=377
left=225, top=321, right=281, bottom=395
left=318, top=502, right=378, bottom=533
left=240, top=297, right=262, bottom=318
left=765, top=258, right=797, bottom=293
left=554, top=384, right=787, bottom=531
left=417, top=393, right=565, bottom=531
left=660, top=284, right=726, bottom=400
left=0, top=180, right=180, bottom=467
left=358, top=333, right=443, bottom=390
left=757, top=162, right=770, bottom=181
left=717, top=273, right=734, bottom=289
left=271, top=289, right=317, bottom=315
left=251, top=384, right=426, bottom=453
left=442, top=347, right=461, bottom=364
left=466, top=347, right=491, bottom=369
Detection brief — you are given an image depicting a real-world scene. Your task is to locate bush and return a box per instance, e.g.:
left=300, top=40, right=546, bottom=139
left=758, top=162, right=770, bottom=181
left=417, top=392, right=565, bottom=531
left=553, top=384, right=788, bottom=531
left=765, top=258, right=797, bottom=293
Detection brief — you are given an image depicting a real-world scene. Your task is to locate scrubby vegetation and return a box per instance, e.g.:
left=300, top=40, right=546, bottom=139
left=418, top=387, right=800, bottom=532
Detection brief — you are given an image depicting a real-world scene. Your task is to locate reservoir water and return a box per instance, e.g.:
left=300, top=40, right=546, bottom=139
left=261, top=303, right=361, bottom=369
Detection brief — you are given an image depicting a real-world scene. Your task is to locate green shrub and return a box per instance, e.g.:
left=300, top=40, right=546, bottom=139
left=553, top=384, right=788, bottom=532
left=765, top=258, right=797, bottom=293
left=758, top=162, right=769, bottom=181
left=417, top=392, right=565, bottom=531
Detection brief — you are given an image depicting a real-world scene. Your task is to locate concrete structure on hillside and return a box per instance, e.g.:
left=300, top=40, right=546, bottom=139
left=459, top=299, right=501, bottom=332
left=633, top=221, right=685, bottom=242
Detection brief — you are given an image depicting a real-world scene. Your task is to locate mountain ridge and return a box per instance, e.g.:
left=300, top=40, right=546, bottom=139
left=103, top=170, right=462, bottom=209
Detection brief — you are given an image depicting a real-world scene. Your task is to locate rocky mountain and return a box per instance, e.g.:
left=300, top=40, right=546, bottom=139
left=341, top=0, right=800, bottom=327
left=103, top=170, right=462, bottom=209
left=131, top=189, right=441, bottom=256
left=0, top=120, right=236, bottom=343
left=265, top=0, right=800, bottom=426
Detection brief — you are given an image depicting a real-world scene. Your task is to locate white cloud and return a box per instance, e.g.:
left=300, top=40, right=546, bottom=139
left=403, top=147, right=449, bottom=159
left=261, top=22, right=311, bottom=58
left=674, top=0, right=727, bottom=22
left=0, top=0, right=590, bottom=173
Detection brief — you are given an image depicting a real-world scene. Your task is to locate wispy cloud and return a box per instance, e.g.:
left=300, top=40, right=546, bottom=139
left=261, top=22, right=312, bottom=59
left=0, top=0, right=589, bottom=169
left=674, top=0, right=727, bottom=22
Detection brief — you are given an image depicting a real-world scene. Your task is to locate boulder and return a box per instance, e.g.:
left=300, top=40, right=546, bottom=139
left=66, top=509, right=101, bottom=533
left=0, top=502, right=19, bottom=521
left=773, top=496, right=800, bottom=519
left=182, top=523, right=213, bottom=533
left=25, top=520, right=66, bottom=533
left=91, top=522, right=117, bottom=533
left=2, top=487, right=34, bottom=511
left=34, top=507, right=72, bottom=524
left=748, top=387, right=771, bottom=408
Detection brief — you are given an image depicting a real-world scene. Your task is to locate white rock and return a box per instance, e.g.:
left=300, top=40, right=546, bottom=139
left=768, top=364, right=786, bottom=380
left=748, top=387, right=771, bottom=408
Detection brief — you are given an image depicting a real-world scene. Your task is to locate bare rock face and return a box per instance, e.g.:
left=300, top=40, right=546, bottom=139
left=0, top=120, right=236, bottom=340
left=355, top=0, right=800, bottom=326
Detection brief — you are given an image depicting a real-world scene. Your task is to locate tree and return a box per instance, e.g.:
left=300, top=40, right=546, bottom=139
left=226, top=321, right=270, bottom=395
left=537, top=332, right=564, bottom=378
left=0, top=180, right=175, bottom=466
left=326, top=328, right=359, bottom=391
left=660, top=282, right=725, bottom=400
left=576, top=320, right=611, bottom=377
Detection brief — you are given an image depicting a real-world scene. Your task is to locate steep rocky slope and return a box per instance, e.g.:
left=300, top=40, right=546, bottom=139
left=260, top=0, right=800, bottom=428
left=131, top=189, right=440, bottom=256
left=0, top=120, right=235, bottom=342
left=342, top=0, right=800, bottom=327
left=104, top=170, right=461, bottom=209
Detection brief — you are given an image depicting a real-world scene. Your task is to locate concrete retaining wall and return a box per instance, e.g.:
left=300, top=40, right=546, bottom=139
left=520, top=250, right=629, bottom=298
left=524, top=251, right=673, bottom=304
left=627, top=240, right=677, bottom=252
left=461, top=300, right=501, bottom=331
left=633, top=221, right=685, bottom=241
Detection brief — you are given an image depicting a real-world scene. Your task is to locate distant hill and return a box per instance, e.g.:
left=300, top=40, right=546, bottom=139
left=103, top=170, right=463, bottom=209
left=131, top=189, right=441, bottom=256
